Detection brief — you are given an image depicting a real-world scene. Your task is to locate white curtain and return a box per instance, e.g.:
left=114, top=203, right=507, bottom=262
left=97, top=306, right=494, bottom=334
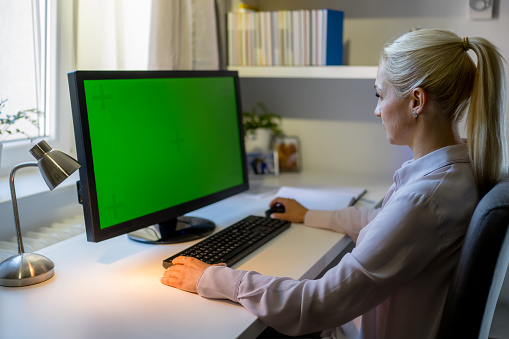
left=76, top=0, right=230, bottom=70
left=148, top=0, right=224, bottom=70
left=77, top=0, right=151, bottom=70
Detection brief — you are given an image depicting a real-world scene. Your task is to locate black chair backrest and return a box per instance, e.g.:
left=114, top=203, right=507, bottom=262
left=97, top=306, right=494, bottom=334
left=437, top=179, right=509, bottom=339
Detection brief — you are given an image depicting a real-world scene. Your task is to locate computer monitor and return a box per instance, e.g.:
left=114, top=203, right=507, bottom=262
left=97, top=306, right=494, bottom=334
left=68, top=70, right=249, bottom=243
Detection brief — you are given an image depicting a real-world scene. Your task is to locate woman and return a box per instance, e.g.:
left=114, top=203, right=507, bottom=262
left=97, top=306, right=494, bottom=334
left=161, top=29, right=508, bottom=338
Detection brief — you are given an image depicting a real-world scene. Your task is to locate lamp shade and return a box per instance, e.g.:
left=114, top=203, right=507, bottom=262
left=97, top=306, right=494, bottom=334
left=29, top=140, right=81, bottom=190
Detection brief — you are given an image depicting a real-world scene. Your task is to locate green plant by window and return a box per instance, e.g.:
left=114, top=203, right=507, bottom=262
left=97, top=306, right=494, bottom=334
left=243, top=102, right=283, bottom=137
left=0, top=98, right=41, bottom=142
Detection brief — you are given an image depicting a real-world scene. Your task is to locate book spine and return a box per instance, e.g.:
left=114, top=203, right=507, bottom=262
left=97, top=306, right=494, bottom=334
left=302, top=9, right=310, bottom=66
left=265, top=12, right=272, bottom=66
left=271, top=11, right=280, bottom=66
left=259, top=11, right=266, bottom=66
left=291, top=11, right=299, bottom=66
left=324, top=9, right=344, bottom=65
left=227, top=12, right=235, bottom=66
left=254, top=11, right=261, bottom=66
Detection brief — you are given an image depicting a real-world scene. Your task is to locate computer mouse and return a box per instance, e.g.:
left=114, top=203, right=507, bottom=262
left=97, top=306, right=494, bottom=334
left=265, top=203, right=285, bottom=218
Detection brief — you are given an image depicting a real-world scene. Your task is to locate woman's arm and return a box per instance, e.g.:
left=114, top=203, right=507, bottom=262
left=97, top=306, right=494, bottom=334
left=268, top=197, right=380, bottom=243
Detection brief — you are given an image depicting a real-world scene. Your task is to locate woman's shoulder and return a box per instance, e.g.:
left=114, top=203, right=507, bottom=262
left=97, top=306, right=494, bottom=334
left=395, top=144, right=476, bottom=200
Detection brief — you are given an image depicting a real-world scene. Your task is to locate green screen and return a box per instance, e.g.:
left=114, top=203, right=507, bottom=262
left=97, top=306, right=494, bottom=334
left=83, top=77, right=244, bottom=229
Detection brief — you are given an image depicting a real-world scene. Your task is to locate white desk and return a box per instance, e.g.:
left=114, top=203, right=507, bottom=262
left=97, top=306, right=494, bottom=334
left=0, top=171, right=390, bottom=339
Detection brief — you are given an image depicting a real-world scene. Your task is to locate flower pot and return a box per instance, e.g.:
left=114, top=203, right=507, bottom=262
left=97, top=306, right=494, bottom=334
left=244, top=128, right=273, bottom=152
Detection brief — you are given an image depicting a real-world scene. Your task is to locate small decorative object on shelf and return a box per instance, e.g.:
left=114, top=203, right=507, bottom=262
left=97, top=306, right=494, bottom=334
left=243, top=102, right=283, bottom=152
left=227, top=8, right=344, bottom=67
left=246, top=151, right=279, bottom=176
left=275, top=136, right=301, bottom=172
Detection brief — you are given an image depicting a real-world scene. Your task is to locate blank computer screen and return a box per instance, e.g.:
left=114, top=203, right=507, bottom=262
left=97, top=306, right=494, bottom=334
left=83, top=77, right=244, bottom=230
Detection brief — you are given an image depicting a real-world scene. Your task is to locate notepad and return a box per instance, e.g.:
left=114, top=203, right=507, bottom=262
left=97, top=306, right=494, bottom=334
left=274, top=186, right=366, bottom=210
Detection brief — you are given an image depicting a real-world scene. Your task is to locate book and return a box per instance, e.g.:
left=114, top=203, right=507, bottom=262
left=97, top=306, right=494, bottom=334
left=322, top=9, right=344, bottom=65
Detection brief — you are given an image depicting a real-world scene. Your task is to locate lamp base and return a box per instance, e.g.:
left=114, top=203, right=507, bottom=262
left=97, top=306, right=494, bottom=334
left=0, top=252, right=55, bottom=287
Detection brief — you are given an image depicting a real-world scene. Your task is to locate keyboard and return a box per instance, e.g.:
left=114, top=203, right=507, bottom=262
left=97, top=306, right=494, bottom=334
left=162, top=215, right=291, bottom=268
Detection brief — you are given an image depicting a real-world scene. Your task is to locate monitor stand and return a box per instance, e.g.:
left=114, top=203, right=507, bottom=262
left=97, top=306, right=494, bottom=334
left=127, top=216, right=215, bottom=244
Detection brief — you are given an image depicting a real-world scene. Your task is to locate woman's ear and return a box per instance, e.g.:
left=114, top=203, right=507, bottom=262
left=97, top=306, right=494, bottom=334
left=411, top=87, right=426, bottom=115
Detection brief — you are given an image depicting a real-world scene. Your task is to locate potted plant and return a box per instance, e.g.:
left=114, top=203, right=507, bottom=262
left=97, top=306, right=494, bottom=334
left=243, top=102, right=283, bottom=152
left=0, top=98, right=41, bottom=170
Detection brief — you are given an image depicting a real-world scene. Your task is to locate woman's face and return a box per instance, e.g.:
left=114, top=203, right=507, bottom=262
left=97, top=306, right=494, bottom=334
left=374, top=66, right=415, bottom=146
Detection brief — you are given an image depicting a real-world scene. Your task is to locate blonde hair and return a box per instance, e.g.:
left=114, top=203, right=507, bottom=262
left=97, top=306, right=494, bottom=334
left=380, top=28, right=508, bottom=194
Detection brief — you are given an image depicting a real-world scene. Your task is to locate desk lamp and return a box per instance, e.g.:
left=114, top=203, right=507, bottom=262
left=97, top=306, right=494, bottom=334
left=0, top=140, right=81, bottom=287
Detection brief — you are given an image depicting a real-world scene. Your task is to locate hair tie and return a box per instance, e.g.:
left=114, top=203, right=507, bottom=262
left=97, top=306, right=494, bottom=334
left=462, top=37, right=470, bottom=51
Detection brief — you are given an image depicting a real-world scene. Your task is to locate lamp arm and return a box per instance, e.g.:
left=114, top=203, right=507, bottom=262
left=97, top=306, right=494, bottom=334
left=9, top=162, right=39, bottom=254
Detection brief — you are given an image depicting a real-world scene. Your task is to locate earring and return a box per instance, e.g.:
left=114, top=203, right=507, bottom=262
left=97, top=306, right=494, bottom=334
left=412, top=111, right=418, bottom=118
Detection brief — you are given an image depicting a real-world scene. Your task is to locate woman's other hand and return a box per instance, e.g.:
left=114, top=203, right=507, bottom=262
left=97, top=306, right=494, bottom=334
left=268, top=197, right=309, bottom=223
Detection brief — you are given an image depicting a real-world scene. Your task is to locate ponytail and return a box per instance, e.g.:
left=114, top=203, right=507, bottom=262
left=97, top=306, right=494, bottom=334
left=465, top=37, right=508, bottom=194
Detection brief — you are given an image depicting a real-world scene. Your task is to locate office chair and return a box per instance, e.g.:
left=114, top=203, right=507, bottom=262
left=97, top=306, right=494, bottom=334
left=437, top=179, right=509, bottom=339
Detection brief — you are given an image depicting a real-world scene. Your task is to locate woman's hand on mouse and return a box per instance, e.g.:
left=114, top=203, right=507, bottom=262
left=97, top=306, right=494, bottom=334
left=161, top=256, right=226, bottom=293
left=269, top=198, right=308, bottom=223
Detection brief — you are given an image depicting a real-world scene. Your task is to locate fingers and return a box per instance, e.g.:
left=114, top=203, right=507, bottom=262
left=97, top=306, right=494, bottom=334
left=270, top=212, right=285, bottom=219
left=172, top=255, right=187, bottom=266
left=161, top=256, right=213, bottom=294
left=161, top=265, right=180, bottom=287
left=270, top=197, right=291, bottom=207
left=162, top=256, right=191, bottom=290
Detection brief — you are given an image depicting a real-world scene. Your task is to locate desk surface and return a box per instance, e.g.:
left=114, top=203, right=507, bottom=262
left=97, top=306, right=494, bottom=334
left=0, top=171, right=390, bottom=339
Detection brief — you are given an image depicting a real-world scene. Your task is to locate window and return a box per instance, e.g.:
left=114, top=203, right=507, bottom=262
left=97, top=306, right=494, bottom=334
left=0, top=0, right=78, bottom=176
left=0, top=0, right=49, bottom=143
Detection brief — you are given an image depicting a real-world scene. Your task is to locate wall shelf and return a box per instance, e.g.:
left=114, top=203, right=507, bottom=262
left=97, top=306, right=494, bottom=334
left=227, top=66, right=377, bottom=79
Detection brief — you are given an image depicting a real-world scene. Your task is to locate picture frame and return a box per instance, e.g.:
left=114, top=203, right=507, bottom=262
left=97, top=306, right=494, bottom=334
left=275, top=136, right=301, bottom=172
left=246, top=151, right=279, bottom=176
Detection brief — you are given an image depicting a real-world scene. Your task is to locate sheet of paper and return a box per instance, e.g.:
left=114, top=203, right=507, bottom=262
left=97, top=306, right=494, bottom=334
left=297, top=184, right=366, bottom=199
left=274, top=186, right=365, bottom=210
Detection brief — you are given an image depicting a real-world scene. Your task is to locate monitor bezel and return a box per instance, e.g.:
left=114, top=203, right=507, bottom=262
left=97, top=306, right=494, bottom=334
left=68, top=70, right=249, bottom=242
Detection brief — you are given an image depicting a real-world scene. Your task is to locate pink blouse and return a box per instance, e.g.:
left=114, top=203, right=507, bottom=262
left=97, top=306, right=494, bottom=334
left=197, top=144, right=478, bottom=339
